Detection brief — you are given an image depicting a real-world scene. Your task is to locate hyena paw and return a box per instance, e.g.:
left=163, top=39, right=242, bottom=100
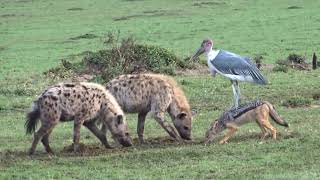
left=104, top=144, right=114, bottom=149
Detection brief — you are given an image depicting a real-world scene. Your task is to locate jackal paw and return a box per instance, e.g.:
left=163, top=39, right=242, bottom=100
left=219, top=140, right=228, bottom=145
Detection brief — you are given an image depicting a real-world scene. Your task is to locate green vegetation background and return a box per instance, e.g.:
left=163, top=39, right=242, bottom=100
left=1, top=0, right=319, bottom=179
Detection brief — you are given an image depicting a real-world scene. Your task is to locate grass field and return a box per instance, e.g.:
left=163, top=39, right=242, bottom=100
left=1, top=0, right=320, bottom=179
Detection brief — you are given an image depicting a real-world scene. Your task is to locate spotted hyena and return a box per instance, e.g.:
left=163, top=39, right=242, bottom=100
left=25, top=82, right=132, bottom=155
left=104, top=74, right=193, bottom=143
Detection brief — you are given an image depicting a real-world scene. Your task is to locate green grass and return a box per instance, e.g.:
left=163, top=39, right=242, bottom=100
left=1, top=0, right=320, bottom=179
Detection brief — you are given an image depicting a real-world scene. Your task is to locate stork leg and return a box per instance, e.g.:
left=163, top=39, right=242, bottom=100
left=235, top=81, right=241, bottom=105
left=231, top=81, right=239, bottom=109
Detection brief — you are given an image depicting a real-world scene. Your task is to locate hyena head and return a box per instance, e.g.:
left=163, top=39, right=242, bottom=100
left=105, top=113, right=132, bottom=147
left=172, top=111, right=192, bottom=140
left=204, top=120, right=223, bottom=144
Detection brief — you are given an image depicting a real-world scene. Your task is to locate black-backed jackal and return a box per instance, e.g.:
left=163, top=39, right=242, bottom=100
left=205, top=100, right=289, bottom=144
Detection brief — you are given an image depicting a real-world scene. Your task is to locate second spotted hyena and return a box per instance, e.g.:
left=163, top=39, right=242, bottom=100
left=105, top=74, right=193, bottom=143
left=25, top=82, right=132, bottom=155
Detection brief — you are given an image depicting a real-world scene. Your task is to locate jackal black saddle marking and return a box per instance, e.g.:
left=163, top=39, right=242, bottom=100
left=218, top=100, right=264, bottom=124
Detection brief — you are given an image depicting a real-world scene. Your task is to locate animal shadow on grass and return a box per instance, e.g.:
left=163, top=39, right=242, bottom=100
left=0, top=132, right=300, bottom=162
left=210, top=131, right=301, bottom=145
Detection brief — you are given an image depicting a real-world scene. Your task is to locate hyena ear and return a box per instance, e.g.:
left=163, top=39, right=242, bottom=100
left=177, top=112, right=187, bottom=119
left=117, top=115, right=123, bottom=125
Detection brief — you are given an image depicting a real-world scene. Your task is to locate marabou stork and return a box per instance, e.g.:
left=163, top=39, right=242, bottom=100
left=191, top=38, right=268, bottom=108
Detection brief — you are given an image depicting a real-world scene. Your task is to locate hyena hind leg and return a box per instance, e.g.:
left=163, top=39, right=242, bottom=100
left=219, top=123, right=238, bottom=144
left=41, top=126, right=56, bottom=154
left=29, top=123, right=56, bottom=155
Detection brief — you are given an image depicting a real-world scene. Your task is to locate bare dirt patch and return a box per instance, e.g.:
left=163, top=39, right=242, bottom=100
left=275, top=53, right=311, bottom=71
left=176, top=63, right=209, bottom=76
left=70, top=33, right=98, bottom=40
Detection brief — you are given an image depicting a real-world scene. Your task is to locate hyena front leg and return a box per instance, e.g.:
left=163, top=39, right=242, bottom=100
left=83, top=121, right=113, bottom=148
left=101, top=123, right=108, bottom=135
left=73, top=119, right=84, bottom=153
left=137, top=112, right=148, bottom=144
left=153, top=112, right=181, bottom=141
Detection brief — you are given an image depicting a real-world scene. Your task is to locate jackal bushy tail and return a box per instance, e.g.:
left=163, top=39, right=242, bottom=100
left=265, top=102, right=289, bottom=127
left=25, top=101, right=40, bottom=134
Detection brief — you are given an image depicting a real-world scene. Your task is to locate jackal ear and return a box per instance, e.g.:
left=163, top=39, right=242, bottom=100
left=177, top=112, right=187, bottom=119
left=191, top=109, right=198, bottom=116
left=117, top=115, right=123, bottom=125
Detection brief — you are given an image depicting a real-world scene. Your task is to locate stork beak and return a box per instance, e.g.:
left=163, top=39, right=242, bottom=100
left=190, top=46, right=205, bottom=61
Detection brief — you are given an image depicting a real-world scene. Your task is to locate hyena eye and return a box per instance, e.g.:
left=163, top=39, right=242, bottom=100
left=125, top=132, right=129, bottom=136
left=183, top=126, right=189, bottom=130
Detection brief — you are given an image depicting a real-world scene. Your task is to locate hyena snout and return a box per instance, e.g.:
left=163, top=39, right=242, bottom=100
left=175, top=124, right=192, bottom=140
left=174, top=123, right=192, bottom=140
left=118, top=133, right=133, bottom=147
left=174, top=113, right=192, bottom=140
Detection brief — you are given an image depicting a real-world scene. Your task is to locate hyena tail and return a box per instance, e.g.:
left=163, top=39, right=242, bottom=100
left=265, top=102, right=289, bottom=127
left=25, top=101, right=41, bottom=134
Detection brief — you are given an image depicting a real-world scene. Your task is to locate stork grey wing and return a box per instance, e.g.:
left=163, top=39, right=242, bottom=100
left=210, top=50, right=268, bottom=85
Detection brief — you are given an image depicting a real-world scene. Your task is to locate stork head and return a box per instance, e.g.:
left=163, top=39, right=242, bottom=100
left=191, top=38, right=213, bottom=61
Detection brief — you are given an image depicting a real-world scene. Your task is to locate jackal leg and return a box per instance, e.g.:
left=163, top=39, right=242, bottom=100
left=256, top=121, right=269, bottom=140
left=153, top=112, right=181, bottom=141
left=219, top=123, right=238, bottom=144
left=41, top=127, right=56, bottom=154
left=258, top=112, right=277, bottom=140
left=83, top=121, right=112, bottom=148
left=261, top=119, right=277, bottom=140
left=137, top=112, right=148, bottom=144
left=29, top=122, right=55, bottom=155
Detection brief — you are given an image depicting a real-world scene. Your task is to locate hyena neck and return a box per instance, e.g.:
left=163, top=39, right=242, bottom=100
left=101, top=94, right=123, bottom=121
left=168, top=100, right=180, bottom=119
left=168, top=99, right=189, bottom=119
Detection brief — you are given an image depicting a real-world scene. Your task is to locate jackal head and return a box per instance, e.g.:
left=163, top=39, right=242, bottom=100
left=204, top=120, right=222, bottom=144
left=105, top=114, right=132, bottom=147
left=173, top=112, right=192, bottom=140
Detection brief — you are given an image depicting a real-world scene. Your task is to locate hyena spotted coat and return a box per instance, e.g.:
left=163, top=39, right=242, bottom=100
left=105, top=74, right=193, bottom=143
left=26, top=82, right=132, bottom=155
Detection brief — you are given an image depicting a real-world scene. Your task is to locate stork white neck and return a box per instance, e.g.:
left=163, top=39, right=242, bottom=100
left=206, top=48, right=220, bottom=61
